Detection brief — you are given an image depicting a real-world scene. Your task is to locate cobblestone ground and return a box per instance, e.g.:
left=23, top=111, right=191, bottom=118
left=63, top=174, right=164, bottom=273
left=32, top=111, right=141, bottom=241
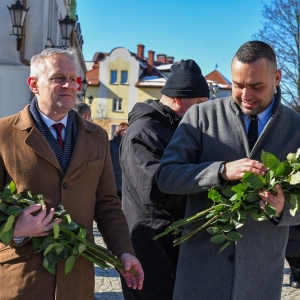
left=93, top=223, right=300, bottom=300
left=93, top=226, right=124, bottom=300
left=282, top=260, right=300, bottom=299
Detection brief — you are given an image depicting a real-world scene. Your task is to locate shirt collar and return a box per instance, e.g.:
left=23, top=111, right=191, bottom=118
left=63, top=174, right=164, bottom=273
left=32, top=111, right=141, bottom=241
left=38, top=109, right=68, bottom=128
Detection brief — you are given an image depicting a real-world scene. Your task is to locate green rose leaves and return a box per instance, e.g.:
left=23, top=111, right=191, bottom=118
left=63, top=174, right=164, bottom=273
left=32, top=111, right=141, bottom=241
left=154, top=149, right=300, bottom=252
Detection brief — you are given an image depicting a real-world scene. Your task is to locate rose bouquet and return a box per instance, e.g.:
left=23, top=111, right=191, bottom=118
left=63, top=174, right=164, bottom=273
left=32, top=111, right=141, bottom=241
left=0, top=181, right=136, bottom=275
left=154, top=149, right=300, bottom=252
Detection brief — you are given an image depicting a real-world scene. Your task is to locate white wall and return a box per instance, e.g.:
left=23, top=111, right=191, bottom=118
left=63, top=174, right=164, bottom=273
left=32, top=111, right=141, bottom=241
left=0, top=0, right=85, bottom=118
left=0, top=65, right=31, bottom=117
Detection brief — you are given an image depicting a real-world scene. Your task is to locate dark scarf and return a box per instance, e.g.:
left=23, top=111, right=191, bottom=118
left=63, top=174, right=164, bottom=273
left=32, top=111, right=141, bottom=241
left=29, top=97, right=78, bottom=173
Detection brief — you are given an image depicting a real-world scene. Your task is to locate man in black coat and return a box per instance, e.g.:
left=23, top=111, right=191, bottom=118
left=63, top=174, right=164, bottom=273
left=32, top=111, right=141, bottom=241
left=120, top=59, right=209, bottom=300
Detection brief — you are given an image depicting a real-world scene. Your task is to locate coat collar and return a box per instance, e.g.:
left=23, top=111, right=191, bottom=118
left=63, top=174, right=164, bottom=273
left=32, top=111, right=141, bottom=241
left=13, top=105, right=99, bottom=176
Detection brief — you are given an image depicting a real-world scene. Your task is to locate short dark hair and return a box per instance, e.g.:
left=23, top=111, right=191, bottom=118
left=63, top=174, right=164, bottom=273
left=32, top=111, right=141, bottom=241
left=73, top=102, right=91, bottom=116
left=232, top=41, right=277, bottom=72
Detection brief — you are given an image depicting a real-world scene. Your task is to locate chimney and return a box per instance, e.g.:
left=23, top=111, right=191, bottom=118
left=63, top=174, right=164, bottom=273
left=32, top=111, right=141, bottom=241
left=147, top=50, right=155, bottom=73
left=166, top=56, right=174, bottom=64
left=137, top=44, right=145, bottom=60
left=156, top=54, right=166, bottom=64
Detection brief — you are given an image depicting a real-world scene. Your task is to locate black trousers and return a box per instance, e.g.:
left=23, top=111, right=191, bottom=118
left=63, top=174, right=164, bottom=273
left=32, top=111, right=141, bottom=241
left=287, top=257, right=300, bottom=269
left=117, top=191, right=122, bottom=201
left=286, top=225, right=300, bottom=268
left=121, top=225, right=179, bottom=300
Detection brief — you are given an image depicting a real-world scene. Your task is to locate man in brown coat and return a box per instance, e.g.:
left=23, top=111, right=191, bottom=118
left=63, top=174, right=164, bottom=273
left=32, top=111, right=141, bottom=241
left=0, top=48, right=143, bottom=300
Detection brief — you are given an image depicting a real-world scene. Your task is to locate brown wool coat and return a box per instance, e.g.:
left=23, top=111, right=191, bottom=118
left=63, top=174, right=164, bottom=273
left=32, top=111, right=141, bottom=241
left=0, top=105, right=134, bottom=300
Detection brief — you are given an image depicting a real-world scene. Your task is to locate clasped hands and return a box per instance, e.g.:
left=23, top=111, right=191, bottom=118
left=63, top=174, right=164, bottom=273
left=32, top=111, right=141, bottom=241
left=221, top=158, right=284, bottom=216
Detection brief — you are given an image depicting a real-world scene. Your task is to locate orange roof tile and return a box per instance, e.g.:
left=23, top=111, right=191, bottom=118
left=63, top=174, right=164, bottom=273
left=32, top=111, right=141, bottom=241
left=205, top=70, right=232, bottom=89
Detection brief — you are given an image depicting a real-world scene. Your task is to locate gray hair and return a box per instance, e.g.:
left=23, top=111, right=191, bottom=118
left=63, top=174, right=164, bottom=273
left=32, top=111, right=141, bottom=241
left=73, top=102, right=91, bottom=116
left=30, top=47, right=77, bottom=77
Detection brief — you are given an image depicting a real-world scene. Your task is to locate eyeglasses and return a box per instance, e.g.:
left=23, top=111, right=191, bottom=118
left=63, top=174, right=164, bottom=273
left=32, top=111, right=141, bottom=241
left=48, top=75, right=77, bottom=85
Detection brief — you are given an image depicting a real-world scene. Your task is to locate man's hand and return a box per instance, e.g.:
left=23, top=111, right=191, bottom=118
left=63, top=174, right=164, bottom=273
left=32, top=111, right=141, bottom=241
left=222, top=158, right=268, bottom=181
left=118, top=253, right=144, bottom=290
left=259, top=185, right=285, bottom=216
left=14, top=204, right=61, bottom=237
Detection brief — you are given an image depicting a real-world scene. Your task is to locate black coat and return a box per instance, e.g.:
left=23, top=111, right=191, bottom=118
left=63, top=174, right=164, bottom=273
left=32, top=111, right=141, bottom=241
left=120, top=99, right=186, bottom=300
left=286, top=225, right=300, bottom=258
left=109, top=135, right=122, bottom=191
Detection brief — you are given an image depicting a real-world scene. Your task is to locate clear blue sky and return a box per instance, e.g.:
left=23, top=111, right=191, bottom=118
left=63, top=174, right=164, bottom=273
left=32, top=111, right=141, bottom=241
left=76, top=0, right=272, bottom=81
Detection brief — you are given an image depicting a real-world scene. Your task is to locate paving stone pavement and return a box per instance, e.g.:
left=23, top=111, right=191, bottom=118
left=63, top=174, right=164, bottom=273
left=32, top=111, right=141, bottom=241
left=93, top=223, right=300, bottom=299
left=93, top=225, right=124, bottom=300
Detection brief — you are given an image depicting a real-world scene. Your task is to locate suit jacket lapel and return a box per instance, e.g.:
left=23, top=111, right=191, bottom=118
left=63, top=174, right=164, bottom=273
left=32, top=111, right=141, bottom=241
left=13, top=105, right=62, bottom=172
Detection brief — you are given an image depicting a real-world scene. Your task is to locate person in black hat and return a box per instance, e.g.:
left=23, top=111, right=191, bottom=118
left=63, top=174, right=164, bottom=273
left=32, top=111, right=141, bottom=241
left=120, top=59, right=209, bottom=300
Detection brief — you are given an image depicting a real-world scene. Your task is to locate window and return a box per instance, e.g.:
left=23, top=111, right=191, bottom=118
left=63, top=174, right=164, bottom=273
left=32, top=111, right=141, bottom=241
left=110, top=70, right=117, bottom=83
left=121, top=71, right=128, bottom=84
left=110, top=124, right=118, bottom=138
left=47, top=1, right=58, bottom=45
left=113, top=98, right=123, bottom=111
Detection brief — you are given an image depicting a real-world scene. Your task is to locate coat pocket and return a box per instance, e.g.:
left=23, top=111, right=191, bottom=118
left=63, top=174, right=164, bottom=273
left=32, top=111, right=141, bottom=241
left=0, top=241, right=32, bottom=263
left=87, top=159, right=103, bottom=168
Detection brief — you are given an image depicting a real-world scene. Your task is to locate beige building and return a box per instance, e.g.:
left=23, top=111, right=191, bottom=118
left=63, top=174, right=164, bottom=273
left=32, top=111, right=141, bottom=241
left=85, top=44, right=232, bottom=138
left=85, top=44, right=174, bottom=137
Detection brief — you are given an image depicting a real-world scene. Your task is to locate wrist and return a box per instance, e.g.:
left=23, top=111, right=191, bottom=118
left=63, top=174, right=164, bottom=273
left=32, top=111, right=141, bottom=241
left=218, top=163, right=226, bottom=181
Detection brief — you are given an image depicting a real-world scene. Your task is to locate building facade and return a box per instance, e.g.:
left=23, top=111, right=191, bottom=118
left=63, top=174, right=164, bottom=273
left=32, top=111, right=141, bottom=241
left=85, top=44, right=232, bottom=138
left=0, top=0, right=86, bottom=117
left=85, top=44, right=175, bottom=137
left=205, top=69, right=232, bottom=100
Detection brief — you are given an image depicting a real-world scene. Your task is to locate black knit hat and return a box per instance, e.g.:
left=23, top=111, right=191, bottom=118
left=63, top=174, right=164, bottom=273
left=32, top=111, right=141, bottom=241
left=161, top=59, right=209, bottom=98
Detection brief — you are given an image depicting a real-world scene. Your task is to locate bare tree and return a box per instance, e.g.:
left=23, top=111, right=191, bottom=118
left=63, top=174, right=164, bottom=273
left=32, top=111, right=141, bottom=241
left=96, top=103, right=107, bottom=119
left=254, top=0, right=300, bottom=112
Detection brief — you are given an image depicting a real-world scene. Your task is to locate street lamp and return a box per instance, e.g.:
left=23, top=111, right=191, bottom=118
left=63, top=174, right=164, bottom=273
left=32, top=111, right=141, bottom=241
left=7, top=0, right=30, bottom=51
left=59, top=15, right=75, bottom=47
left=88, top=95, right=94, bottom=105
left=81, top=78, right=88, bottom=97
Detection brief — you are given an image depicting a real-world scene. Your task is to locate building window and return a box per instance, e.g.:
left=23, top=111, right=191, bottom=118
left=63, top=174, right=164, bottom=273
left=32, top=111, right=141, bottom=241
left=121, top=71, right=128, bottom=84
left=110, top=124, right=118, bottom=138
left=113, top=98, right=123, bottom=111
left=48, top=1, right=58, bottom=45
left=110, top=70, right=117, bottom=84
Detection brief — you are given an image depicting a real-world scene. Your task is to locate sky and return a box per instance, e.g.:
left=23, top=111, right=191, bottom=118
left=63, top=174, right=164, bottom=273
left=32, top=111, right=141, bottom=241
left=76, top=0, right=272, bottom=81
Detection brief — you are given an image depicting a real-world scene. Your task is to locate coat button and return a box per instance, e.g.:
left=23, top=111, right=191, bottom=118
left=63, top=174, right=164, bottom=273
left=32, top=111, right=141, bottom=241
left=228, top=255, right=234, bottom=262
left=62, top=182, right=68, bottom=189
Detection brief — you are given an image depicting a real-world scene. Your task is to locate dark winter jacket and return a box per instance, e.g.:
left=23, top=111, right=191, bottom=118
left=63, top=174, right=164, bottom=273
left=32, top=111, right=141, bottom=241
left=119, top=99, right=187, bottom=300
left=120, top=99, right=187, bottom=232
left=109, top=135, right=122, bottom=191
